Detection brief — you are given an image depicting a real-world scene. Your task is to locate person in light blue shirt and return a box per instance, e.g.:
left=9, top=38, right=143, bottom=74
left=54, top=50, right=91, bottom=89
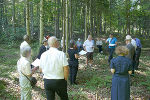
left=106, top=34, right=117, bottom=63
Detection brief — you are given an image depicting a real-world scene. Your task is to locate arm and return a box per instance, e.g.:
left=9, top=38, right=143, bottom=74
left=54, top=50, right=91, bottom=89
left=75, top=54, right=80, bottom=59
left=63, top=66, right=69, bottom=81
left=128, top=71, right=132, bottom=74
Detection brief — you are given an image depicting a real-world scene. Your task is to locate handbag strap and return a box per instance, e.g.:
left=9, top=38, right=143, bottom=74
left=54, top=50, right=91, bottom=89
left=109, top=37, right=114, bottom=44
left=21, top=71, right=32, bottom=83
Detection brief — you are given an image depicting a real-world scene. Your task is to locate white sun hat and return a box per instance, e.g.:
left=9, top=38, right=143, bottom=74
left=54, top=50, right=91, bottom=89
left=125, top=35, right=132, bottom=40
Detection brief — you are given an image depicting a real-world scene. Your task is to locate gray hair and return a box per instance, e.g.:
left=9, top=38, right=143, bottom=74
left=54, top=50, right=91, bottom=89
left=48, top=36, right=58, bottom=47
left=88, top=35, right=92, bottom=39
left=23, top=35, right=29, bottom=41
left=20, top=46, right=31, bottom=57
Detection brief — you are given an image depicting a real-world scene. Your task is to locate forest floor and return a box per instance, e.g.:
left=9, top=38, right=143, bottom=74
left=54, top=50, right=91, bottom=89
left=0, top=43, right=150, bottom=100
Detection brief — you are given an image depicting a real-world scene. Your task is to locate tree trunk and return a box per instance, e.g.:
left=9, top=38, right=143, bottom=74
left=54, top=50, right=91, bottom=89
left=12, top=0, right=16, bottom=34
left=0, top=0, right=4, bottom=33
left=99, top=14, right=102, bottom=35
left=65, top=0, right=69, bottom=53
left=126, top=0, right=131, bottom=34
left=30, top=1, right=34, bottom=36
left=40, top=0, right=44, bottom=44
left=69, top=0, right=72, bottom=39
left=62, top=0, right=66, bottom=52
left=84, top=4, right=88, bottom=41
left=26, top=0, right=30, bottom=38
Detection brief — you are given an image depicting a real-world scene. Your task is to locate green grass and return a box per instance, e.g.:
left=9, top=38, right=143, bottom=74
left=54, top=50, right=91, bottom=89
left=0, top=42, right=150, bottom=99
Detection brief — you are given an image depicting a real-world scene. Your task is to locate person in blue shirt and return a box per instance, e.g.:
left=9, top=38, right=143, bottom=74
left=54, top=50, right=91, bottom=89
left=106, top=34, right=117, bottom=63
left=133, top=37, right=142, bottom=70
left=110, top=46, right=132, bottom=100
left=76, top=38, right=83, bottom=52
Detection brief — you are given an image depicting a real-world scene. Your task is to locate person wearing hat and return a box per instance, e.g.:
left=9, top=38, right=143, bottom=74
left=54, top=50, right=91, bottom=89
left=76, top=38, right=83, bottom=52
left=125, top=35, right=135, bottom=76
left=37, top=37, right=48, bottom=59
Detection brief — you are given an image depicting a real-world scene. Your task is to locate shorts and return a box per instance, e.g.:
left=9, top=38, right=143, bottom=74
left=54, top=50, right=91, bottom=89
left=86, top=52, right=93, bottom=60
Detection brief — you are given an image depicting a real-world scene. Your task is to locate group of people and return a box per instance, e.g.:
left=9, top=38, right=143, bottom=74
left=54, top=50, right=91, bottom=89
left=17, top=33, right=142, bottom=100
left=106, top=34, right=142, bottom=100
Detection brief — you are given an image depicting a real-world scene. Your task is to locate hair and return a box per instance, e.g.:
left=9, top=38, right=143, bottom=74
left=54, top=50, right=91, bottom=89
left=48, top=36, right=58, bottom=47
left=69, top=40, right=75, bottom=48
left=23, top=35, right=29, bottom=41
left=88, top=35, right=92, bottom=38
left=115, top=46, right=129, bottom=56
left=20, top=46, right=31, bottom=57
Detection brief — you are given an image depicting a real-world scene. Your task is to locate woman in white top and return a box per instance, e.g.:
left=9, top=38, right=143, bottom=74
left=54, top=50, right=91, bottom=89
left=17, top=46, right=34, bottom=100
left=96, top=38, right=103, bottom=53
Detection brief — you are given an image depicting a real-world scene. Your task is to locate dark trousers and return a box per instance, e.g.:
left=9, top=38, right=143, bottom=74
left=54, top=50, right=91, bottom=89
left=108, top=48, right=115, bottom=63
left=44, top=79, right=68, bottom=100
left=134, top=48, right=141, bottom=70
left=97, top=45, right=102, bottom=53
left=69, top=65, right=78, bottom=84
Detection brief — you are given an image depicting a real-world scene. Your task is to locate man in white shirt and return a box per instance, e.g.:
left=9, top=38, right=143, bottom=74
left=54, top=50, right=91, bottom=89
left=83, top=35, right=94, bottom=66
left=39, top=36, right=69, bottom=100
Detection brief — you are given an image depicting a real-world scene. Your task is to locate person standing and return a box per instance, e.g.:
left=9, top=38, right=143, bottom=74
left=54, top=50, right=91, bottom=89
left=96, top=38, right=103, bottom=53
left=68, top=40, right=80, bottom=85
left=39, top=36, right=69, bottom=100
left=76, top=38, right=83, bottom=52
left=125, top=35, right=135, bottom=75
left=133, top=37, right=142, bottom=70
left=20, top=35, right=30, bottom=53
left=17, top=46, right=35, bottom=100
left=37, top=37, right=49, bottom=59
left=83, top=35, right=94, bottom=66
left=110, top=46, right=132, bottom=100
left=106, top=34, right=117, bottom=63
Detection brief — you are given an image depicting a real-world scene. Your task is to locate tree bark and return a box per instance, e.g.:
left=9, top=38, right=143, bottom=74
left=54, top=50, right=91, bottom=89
left=84, top=4, right=88, bottom=41
left=30, top=1, right=34, bottom=35
left=26, top=0, right=30, bottom=38
left=69, top=0, right=72, bottom=39
left=65, top=0, right=69, bottom=53
left=40, top=0, right=44, bottom=44
left=12, top=0, right=16, bottom=34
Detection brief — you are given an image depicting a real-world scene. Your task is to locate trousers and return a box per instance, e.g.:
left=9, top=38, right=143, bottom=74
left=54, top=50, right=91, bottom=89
left=44, top=79, right=68, bottom=100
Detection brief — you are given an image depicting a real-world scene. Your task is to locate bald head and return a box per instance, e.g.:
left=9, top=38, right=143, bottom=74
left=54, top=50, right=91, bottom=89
left=48, top=36, right=59, bottom=48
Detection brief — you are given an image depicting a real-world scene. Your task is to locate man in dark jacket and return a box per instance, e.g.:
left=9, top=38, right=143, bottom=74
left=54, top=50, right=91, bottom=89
left=37, top=38, right=48, bottom=59
left=125, top=35, right=135, bottom=76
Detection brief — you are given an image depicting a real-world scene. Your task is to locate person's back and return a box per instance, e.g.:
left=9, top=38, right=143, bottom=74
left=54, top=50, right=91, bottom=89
left=39, top=37, right=69, bottom=100
left=126, top=43, right=135, bottom=60
left=111, top=56, right=132, bottom=75
left=40, top=47, right=67, bottom=79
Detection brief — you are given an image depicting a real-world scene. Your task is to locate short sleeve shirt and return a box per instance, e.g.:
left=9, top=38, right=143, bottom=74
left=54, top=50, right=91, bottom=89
left=17, top=57, right=31, bottom=76
left=68, top=49, right=78, bottom=66
left=107, top=37, right=117, bottom=48
left=40, top=47, right=68, bottom=79
left=110, top=56, right=132, bottom=75
left=83, top=40, right=94, bottom=52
